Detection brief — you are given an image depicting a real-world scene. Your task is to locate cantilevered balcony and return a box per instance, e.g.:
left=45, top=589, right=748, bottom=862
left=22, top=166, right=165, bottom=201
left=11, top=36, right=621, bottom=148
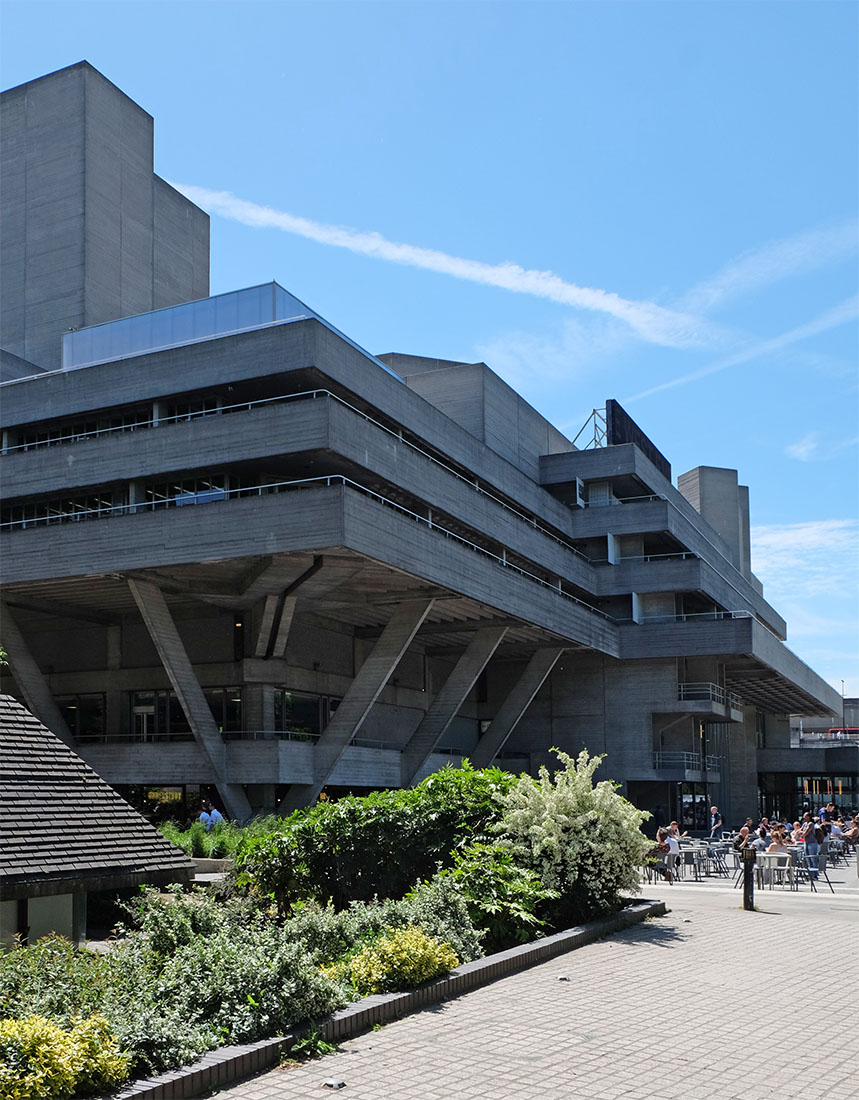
left=650, top=681, right=744, bottom=722
left=652, top=750, right=722, bottom=782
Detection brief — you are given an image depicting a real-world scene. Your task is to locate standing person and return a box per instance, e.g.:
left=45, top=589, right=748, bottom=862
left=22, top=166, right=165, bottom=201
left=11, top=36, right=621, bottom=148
left=198, top=803, right=211, bottom=831
left=208, top=802, right=225, bottom=829
left=801, top=812, right=821, bottom=882
left=709, top=806, right=723, bottom=838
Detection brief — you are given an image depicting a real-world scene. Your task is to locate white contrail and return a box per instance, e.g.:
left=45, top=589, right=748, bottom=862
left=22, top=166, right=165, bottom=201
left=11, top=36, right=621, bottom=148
left=172, top=182, right=712, bottom=349
left=681, top=219, right=859, bottom=315
left=625, top=295, right=859, bottom=403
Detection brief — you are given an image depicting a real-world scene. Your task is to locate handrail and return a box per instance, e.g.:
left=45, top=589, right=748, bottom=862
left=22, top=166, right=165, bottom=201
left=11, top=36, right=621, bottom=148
left=653, top=751, right=723, bottom=772
left=679, top=682, right=742, bottom=709
left=4, top=473, right=613, bottom=621
left=3, top=386, right=594, bottom=566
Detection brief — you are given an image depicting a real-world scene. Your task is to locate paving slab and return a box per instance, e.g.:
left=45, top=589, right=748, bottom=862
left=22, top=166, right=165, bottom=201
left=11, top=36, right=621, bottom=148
left=213, top=862, right=858, bottom=1100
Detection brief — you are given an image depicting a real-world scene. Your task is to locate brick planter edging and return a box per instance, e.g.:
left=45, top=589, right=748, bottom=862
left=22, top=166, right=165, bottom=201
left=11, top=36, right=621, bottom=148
left=105, top=898, right=667, bottom=1100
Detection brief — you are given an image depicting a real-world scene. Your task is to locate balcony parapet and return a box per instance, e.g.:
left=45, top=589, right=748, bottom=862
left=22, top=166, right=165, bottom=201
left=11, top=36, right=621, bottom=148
left=652, top=751, right=722, bottom=781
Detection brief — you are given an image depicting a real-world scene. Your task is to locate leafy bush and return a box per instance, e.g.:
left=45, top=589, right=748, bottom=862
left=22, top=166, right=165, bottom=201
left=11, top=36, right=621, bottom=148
left=495, top=749, right=651, bottom=925
left=235, top=763, right=516, bottom=911
left=0, top=938, right=108, bottom=1028
left=437, top=842, right=557, bottom=953
left=0, top=893, right=348, bottom=1082
left=282, top=874, right=483, bottom=970
left=0, top=1014, right=128, bottom=1100
left=158, top=816, right=281, bottom=859
left=343, top=927, right=459, bottom=995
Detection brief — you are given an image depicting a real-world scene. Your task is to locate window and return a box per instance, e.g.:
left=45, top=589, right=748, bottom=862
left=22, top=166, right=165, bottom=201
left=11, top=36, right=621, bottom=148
left=272, top=690, right=341, bottom=738
left=128, top=688, right=242, bottom=739
left=55, top=694, right=105, bottom=742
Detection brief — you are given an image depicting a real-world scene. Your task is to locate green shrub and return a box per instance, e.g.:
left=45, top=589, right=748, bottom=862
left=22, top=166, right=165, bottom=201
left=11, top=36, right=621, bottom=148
left=343, top=927, right=459, bottom=995
left=283, top=875, right=483, bottom=970
left=235, top=763, right=517, bottom=911
left=0, top=938, right=108, bottom=1028
left=495, top=749, right=651, bottom=924
left=437, top=842, right=557, bottom=953
left=0, top=1014, right=129, bottom=1100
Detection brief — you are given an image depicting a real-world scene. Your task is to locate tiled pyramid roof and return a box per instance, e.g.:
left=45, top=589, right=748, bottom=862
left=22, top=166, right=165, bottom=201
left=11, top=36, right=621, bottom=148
left=1, top=695, right=195, bottom=897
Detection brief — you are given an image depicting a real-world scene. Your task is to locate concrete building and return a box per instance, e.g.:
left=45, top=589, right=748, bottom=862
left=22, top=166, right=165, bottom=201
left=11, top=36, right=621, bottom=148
left=1, top=62, right=853, bottom=830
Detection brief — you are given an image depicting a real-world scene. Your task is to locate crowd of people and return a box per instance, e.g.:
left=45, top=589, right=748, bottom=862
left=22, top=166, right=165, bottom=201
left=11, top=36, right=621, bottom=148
left=648, top=801, right=858, bottom=885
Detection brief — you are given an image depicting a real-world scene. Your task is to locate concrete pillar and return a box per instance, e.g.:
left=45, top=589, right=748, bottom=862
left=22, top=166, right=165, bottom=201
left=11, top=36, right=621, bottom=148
left=270, top=596, right=298, bottom=658
left=607, top=533, right=621, bottom=565
left=0, top=600, right=75, bottom=745
left=401, top=625, right=509, bottom=785
left=254, top=594, right=280, bottom=657
left=127, top=479, right=147, bottom=515
left=128, top=578, right=252, bottom=820
left=278, top=598, right=435, bottom=811
left=471, top=647, right=564, bottom=767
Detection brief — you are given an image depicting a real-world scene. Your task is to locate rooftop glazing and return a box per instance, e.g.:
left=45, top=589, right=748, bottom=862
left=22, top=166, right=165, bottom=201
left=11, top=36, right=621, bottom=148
left=60, top=282, right=400, bottom=378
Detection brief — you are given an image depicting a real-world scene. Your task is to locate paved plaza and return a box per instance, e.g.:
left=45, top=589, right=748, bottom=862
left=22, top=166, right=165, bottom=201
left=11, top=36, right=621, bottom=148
left=216, top=864, right=858, bottom=1100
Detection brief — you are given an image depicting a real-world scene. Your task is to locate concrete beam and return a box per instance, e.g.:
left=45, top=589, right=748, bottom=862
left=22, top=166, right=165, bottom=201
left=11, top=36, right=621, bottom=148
left=127, top=578, right=252, bottom=820
left=278, top=598, right=435, bottom=811
left=355, top=617, right=520, bottom=640
left=471, top=646, right=564, bottom=767
left=0, top=600, right=75, bottom=746
left=401, top=624, right=509, bottom=785
left=4, top=596, right=121, bottom=626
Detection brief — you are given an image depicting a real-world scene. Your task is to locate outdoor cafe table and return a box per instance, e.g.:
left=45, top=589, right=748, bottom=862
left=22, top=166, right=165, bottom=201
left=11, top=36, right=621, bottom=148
left=754, top=850, right=796, bottom=889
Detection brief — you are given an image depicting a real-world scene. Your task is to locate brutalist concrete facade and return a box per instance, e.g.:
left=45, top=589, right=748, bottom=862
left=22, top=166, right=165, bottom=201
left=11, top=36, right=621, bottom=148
left=1, top=63, right=849, bottom=828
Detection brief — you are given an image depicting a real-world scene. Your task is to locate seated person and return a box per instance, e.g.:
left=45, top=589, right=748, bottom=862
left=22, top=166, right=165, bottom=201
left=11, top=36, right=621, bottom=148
left=648, top=828, right=675, bottom=884
left=767, top=830, right=789, bottom=854
left=668, top=820, right=688, bottom=839
left=732, top=826, right=751, bottom=851
left=750, top=827, right=769, bottom=852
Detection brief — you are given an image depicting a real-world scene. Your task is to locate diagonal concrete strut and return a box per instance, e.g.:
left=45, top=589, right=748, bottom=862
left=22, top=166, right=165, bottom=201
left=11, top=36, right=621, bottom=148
left=127, top=578, right=252, bottom=821
left=470, top=647, right=565, bottom=767
left=278, top=598, right=435, bottom=812
left=0, top=600, right=75, bottom=746
left=401, top=624, right=509, bottom=786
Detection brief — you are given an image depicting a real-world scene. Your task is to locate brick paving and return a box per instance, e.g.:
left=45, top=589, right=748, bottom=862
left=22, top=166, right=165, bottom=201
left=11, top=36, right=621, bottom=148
left=214, top=866, right=859, bottom=1100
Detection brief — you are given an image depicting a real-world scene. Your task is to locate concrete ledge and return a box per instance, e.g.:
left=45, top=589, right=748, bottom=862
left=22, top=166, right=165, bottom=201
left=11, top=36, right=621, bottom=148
left=191, top=858, right=233, bottom=874
left=104, top=898, right=666, bottom=1100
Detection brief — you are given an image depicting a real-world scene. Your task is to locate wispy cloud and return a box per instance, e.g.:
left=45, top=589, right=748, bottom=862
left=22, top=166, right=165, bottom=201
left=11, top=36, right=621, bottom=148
left=785, top=432, right=859, bottom=462
left=625, top=294, right=859, bottom=403
left=681, top=219, right=859, bottom=315
left=785, top=433, right=820, bottom=462
left=751, top=518, right=858, bottom=601
left=172, top=182, right=714, bottom=349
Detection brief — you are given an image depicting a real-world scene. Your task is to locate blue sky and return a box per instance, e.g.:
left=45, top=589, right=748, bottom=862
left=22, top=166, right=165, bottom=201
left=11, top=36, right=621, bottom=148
left=3, top=0, right=857, bottom=697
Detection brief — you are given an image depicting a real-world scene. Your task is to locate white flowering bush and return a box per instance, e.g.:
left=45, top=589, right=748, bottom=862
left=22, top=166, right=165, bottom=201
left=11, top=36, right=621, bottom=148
left=495, top=749, right=651, bottom=923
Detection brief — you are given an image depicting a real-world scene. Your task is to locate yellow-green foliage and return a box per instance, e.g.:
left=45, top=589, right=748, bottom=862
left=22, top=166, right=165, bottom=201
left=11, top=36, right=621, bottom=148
left=0, top=1015, right=129, bottom=1100
left=346, top=926, right=459, bottom=995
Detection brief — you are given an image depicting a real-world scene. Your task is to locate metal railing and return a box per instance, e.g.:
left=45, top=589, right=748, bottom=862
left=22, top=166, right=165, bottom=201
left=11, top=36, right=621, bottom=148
left=3, top=473, right=613, bottom=621
left=679, top=682, right=742, bottom=709
left=583, top=493, right=666, bottom=507
left=3, top=386, right=596, bottom=565
left=794, top=731, right=859, bottom=746
left=653, top=751, right=723, bottom=773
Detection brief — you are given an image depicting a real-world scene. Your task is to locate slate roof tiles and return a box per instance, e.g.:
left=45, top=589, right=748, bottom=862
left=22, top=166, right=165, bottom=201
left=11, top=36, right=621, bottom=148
left=0, top=695, right=195, bottom=891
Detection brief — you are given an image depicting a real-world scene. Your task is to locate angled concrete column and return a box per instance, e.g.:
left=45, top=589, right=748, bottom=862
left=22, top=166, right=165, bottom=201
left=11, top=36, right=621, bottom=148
left=254, top=595, right=280, bottom=657
left=278, top=598, right=435, bottom=812
left=471, top=646, right=565, bottom=768
left=401, top=625, right=509, bottom=786
left=127, top=578, right=252, bottom=820
left=0, top=600, right=74, bottom=746
left=269, top=596, right=298, bottom=658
